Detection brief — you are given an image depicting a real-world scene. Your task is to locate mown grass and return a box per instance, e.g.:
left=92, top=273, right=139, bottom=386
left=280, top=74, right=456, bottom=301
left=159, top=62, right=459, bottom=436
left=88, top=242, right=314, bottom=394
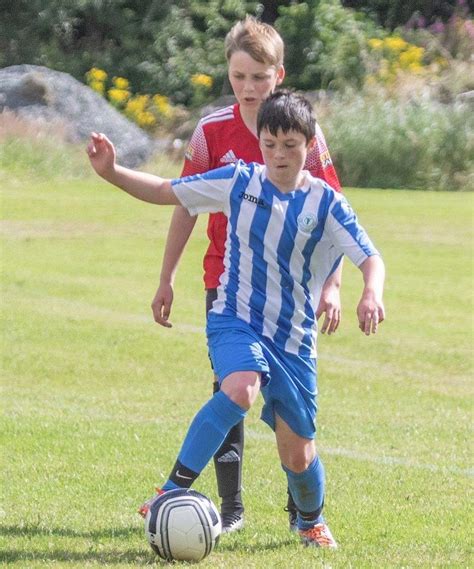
left=1, top=151, right=472, bottom=568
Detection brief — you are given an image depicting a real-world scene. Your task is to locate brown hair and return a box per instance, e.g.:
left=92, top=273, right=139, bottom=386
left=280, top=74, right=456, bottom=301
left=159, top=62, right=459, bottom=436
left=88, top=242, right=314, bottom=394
left=224, top=16, right=284, bottom=67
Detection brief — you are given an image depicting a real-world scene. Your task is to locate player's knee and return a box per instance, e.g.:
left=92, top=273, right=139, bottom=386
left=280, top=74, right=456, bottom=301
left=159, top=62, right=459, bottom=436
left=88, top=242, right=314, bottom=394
left=283, top=454, right=312, bottom=473
left=225, top=387, right=253, bottom=410
left=220, top=371, right=260, bottom=410
left=281, top=443, right=316, bottom=473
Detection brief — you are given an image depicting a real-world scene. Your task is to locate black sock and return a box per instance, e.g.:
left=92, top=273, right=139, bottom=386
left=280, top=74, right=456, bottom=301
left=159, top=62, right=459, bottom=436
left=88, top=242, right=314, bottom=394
left=212, top=381, right=244, bottom=514
left=298, top=498, right=324, bottom=523
left=167, top=460, right=199, bottom=489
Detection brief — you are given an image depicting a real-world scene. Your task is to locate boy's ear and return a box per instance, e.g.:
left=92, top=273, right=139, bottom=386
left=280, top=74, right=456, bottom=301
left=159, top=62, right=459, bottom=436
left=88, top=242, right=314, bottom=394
left=276, top=65, right=285, bottom=85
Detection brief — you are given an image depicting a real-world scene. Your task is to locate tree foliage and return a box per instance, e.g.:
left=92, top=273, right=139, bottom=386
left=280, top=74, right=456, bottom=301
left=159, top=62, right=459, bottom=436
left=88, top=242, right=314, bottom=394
left=275, top=0, right=377, bottom=90
left=0, top=0, right=257, bottom=104
left=341, top=0, right=468, bottom=29
left=0, top=0, right=471, bottom=103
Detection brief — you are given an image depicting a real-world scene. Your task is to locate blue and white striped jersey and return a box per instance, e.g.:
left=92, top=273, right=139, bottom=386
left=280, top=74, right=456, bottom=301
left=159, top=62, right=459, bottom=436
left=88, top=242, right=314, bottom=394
left=172, top=161, right=379, bottom=357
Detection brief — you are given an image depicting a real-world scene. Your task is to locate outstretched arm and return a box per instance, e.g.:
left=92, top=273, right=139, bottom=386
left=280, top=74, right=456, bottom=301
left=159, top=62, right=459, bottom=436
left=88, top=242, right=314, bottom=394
left=316, top=260, right=343, bottom=335
left=86, top=132, right=180, bottom=206
left=357, top=255, right=386, bottom=335
left=151, top=207, right=198, bottom=328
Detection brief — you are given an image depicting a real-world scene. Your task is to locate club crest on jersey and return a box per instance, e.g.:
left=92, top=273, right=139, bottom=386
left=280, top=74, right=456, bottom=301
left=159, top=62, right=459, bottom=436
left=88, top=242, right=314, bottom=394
left=297, top=212, right=318, bottom=233
left=320, top=150, right=333, bottom=168
left=184, top=145, right=194, bottom=161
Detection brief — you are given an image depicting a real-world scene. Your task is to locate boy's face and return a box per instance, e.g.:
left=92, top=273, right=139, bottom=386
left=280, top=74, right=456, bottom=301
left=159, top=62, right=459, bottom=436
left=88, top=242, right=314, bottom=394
left=259, top=128, right=315, bottom=190
left=228, top=51, right=284, bottom=113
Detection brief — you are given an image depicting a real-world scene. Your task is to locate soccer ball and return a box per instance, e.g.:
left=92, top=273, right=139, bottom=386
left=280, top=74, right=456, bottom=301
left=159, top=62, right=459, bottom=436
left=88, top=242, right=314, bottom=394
left=144, top=488, right=222, bottom=562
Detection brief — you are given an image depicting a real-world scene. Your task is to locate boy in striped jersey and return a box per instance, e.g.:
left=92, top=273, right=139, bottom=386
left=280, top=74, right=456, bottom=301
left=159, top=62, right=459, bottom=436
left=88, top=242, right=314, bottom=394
left=151, top=16, right=342, bottom=533
left=87, top=90, right=385, bottom=548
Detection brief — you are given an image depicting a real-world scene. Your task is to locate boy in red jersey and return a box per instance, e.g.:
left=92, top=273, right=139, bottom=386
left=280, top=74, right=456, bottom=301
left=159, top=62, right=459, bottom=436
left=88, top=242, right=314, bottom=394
left=146, top=16, right=342, bottom=533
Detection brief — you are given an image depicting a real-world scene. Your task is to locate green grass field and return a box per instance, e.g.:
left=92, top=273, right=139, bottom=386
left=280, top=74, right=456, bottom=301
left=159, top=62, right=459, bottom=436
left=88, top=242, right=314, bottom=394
left=1, top=158, right=472, bottom=568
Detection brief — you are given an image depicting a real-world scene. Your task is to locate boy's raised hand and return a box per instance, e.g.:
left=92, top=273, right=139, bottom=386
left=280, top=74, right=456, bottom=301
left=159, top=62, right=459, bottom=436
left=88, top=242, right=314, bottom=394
left=86, top=132, right=116, bottom=178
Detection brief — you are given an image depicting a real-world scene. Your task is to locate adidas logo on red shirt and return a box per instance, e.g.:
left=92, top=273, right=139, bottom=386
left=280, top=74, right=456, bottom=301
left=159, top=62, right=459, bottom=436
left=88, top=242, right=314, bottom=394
left=220, top=150, right=237, bottom=164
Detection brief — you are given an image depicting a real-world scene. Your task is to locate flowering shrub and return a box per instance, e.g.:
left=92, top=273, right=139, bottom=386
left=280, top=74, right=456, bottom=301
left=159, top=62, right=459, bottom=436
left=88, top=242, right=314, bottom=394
left=85, top=68, right=176, bottom=131
left=366, top=35, right=427, bottom=84
left=107, top=76, right=131, bottom=108
left=153, top=95, right=173, bottom=119
left=365, top=6, right=474, bottom=101
left=113, top=76, right=129, bottom=90
left=405, top=1, right=474, bottom=61
left=85, top=67, right=107, bottom=95
left=191, top=74, right=213, bottom=89
left=190, top=73, right=213, bottom=107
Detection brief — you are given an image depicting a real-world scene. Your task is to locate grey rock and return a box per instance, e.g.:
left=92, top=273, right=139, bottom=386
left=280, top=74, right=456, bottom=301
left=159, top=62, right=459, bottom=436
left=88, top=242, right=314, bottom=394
left=456, top=90, right=474, bottom=104
left=200, top=95, right=237, bottom=118
left=0, top=64, right=153, bottom=167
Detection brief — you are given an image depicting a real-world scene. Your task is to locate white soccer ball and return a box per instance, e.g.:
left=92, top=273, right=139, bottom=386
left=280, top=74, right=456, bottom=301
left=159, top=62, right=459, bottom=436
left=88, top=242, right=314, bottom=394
left=145, top=488, right=222, bottom=562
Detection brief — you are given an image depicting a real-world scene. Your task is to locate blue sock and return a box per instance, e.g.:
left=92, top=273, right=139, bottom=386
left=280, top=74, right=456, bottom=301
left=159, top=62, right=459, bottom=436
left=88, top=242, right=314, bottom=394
left=174, top=390, right=247, bottom=475
left=283, top=456, right=325, bottom=529
left=162, top=480, right=180, bottom=491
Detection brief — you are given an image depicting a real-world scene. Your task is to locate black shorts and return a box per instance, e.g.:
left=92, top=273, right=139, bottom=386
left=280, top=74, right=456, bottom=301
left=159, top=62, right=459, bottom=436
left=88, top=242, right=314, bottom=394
left=205, top=288, right=218, bottom=316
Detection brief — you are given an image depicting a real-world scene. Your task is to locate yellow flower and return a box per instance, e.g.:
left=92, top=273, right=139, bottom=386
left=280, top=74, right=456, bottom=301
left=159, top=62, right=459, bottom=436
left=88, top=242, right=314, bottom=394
left=124, top=95, right=158, bottom=129
left=191, top=74, right=213, bottom=89
left=89, top=80, right=105, bottom=95
left=399, top=46, right=424, bottom=70
left=87, top=67, right=108, bottom=82
left=125, top=95, right=150, bottom=115
left=408, top=62, right=424, bottom=74
left=368, top=38, right=383, bottom=50
left=137, top=111, right=156, bottom=128
left=384, top=36, right=408, bottom=53
left=113, top=76, right=130, bottom=90
left=108, top=88, right=130, bottom=104
left=152, top=94, right=172, bottom=118
left=152, top=94, right=169, bottom=107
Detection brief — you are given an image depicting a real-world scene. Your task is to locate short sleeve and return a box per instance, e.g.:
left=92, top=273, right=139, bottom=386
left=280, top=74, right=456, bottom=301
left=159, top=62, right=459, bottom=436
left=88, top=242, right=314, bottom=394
left=326, top=194, right=379, bottom=267
left=305, top=123, right=341, bottom=192
left=172, top=163, right=238, bottom=216
left=181, top=121, right=210, bottom=176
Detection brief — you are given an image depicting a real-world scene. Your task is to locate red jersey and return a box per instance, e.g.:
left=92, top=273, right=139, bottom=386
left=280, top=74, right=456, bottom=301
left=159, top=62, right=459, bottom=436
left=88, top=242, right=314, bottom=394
left=181, top=104, right=341, bottom=289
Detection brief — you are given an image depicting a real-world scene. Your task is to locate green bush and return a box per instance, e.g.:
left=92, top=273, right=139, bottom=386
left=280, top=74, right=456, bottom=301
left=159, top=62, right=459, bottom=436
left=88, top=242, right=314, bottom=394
left=0, top=0, right=257, bottom=106
left=318, top=92, right=474, bottom=191
left=276, top=0, right=377, bottom=90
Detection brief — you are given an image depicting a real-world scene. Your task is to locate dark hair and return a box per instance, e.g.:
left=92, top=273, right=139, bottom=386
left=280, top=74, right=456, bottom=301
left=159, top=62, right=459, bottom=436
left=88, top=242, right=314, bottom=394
left=257, top=90, right=316, bottom=143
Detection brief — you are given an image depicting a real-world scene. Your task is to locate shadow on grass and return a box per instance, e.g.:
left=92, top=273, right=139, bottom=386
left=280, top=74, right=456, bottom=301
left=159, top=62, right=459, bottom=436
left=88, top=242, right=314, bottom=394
left=1, top=524, right=153, bottom=565
left=1, top=523, right=297, bottom=564
left=0, top=548, right=153, bottom=565
left=1, top=523, right=142, bottom=540
left=217, top=536, right=296, bottom=552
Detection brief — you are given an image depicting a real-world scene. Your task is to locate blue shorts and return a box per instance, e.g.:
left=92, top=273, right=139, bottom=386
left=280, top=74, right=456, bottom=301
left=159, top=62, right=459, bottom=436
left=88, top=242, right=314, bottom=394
left=206, top=312, right=318, bottom=439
